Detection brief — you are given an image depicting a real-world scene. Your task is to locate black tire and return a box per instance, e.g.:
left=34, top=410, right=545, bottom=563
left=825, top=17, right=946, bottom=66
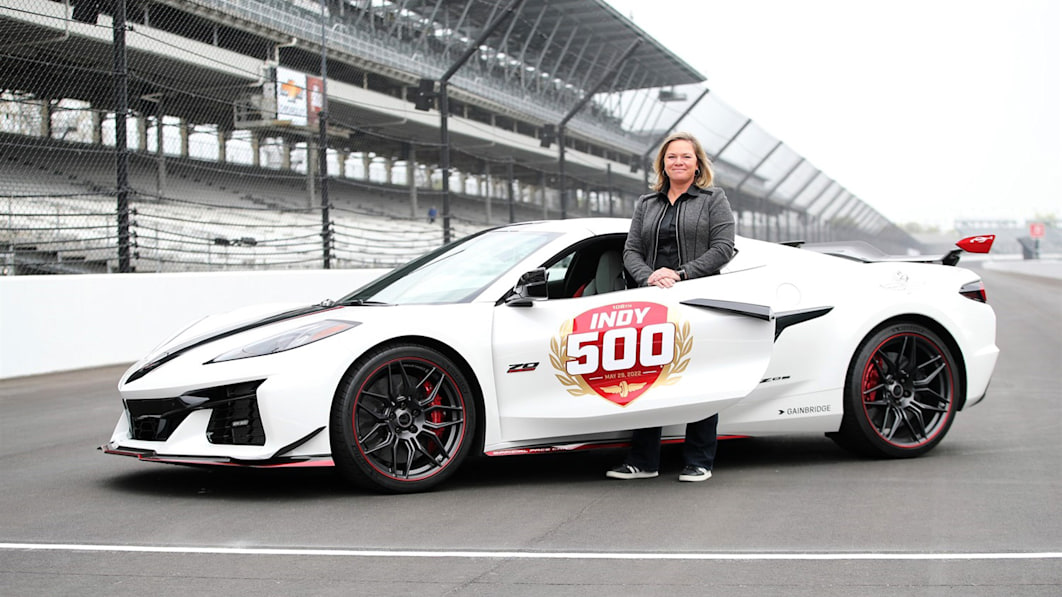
left=330, top=344, right=477, bottom=493
left=832, top=323, right=959, bottom=458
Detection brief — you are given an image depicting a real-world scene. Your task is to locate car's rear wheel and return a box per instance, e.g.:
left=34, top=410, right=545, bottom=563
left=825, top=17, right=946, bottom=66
left=330, top=344, right=476, bottom=493
left=832, top=323, right=959, bottom=458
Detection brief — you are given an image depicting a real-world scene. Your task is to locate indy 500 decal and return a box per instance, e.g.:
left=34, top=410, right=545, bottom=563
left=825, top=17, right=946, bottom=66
left=549, top=301, right=691, bottom=406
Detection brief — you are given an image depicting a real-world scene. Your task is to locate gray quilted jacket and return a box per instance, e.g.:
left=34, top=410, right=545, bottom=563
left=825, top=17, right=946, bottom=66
left=623, top=186, right=735, bottom=286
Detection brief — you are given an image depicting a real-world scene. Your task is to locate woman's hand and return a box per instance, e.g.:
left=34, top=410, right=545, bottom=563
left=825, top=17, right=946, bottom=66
left=647, top=267, right=681, bottom=288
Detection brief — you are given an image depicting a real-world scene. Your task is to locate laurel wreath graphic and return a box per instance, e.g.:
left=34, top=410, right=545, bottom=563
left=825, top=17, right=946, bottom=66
left=549, top=319, right=692, bottom=397
left=659, top=320, right=692, bottom=386
left=550, top=320, right=595, bottom=397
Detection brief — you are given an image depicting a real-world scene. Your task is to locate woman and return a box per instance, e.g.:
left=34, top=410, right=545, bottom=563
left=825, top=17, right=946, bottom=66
left=607, top=131, right=735, bottom=483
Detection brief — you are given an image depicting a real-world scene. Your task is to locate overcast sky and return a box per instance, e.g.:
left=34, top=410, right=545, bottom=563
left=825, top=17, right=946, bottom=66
left=605, top=0, right=1060, bottom=229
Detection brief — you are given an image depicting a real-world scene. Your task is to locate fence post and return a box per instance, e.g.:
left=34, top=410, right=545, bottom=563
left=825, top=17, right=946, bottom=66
left=318, top=0, right=331, bottom=269
left=113, top=0, right=131, bottom=272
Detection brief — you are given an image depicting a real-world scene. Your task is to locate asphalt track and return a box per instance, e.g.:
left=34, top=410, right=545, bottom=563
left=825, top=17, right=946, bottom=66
left=2, top=264, right=1060, bottom=596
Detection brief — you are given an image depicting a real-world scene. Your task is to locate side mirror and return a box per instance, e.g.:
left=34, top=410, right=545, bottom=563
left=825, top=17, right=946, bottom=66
left=505, top=268, right=548, bottom=307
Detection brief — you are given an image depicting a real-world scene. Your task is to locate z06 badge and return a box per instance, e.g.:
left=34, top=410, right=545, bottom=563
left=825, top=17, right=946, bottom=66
left=549, top=301, right=691, bottom=406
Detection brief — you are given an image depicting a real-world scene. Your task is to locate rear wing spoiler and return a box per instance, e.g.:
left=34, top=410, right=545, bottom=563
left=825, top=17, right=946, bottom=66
left=941, top=235, right=996, bottom=265
left=790, top=235, right=995, bottom=266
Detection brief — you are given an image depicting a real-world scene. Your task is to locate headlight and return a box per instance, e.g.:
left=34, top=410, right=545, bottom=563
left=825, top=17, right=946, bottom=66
left=210, top=320, right=360, bottom=363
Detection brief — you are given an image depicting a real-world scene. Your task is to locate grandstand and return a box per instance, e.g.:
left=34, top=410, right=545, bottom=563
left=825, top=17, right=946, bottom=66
left=1, top=132, right=490, bottom=273
left=2, top=0, right=923, bottom=275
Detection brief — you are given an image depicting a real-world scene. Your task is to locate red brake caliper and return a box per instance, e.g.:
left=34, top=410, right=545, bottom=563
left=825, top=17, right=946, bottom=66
left=424, top=380, right=445, bottom=442
left=862, top=356, right=883, bottom=403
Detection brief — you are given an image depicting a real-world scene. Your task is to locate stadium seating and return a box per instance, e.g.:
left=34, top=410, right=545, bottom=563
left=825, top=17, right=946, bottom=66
left=0, top=133, right=544, bottom=273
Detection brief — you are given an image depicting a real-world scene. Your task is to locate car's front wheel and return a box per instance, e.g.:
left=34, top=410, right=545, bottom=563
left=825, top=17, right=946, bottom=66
left=832, top=323, right=959, bottom=458
left=330, top=344, right=477, bottom=493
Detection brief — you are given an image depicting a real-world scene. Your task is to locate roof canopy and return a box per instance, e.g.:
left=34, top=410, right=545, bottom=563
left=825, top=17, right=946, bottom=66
left=396, top=0, right=705, bottom=92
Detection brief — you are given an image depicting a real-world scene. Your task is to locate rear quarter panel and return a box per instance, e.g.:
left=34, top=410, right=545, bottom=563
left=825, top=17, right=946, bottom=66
left=717, top=245, right=996, bottom=435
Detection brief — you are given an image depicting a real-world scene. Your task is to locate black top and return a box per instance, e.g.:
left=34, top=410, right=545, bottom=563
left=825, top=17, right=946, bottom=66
left=653, top=192, right=690, bottom=271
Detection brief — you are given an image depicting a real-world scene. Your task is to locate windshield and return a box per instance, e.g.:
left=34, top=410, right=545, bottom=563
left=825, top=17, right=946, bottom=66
left=340, top=228, right=561, bottom=305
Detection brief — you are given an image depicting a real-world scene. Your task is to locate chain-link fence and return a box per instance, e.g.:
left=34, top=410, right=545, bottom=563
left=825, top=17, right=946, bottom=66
left=1, top=0, right=922, bottom=275
left=0, top=1, right=580, bottom=274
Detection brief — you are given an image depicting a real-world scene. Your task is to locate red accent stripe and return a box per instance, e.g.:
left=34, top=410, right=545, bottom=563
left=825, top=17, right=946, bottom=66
left=102, top=446, right=334, bottom=468
left=484, top=435, right=749, bottom=457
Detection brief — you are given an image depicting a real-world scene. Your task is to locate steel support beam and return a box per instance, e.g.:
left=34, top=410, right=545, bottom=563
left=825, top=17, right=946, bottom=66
left=825, top=194, right=855, bottom=223
left=784, top=170, right=821, bottom=208
left=643, top=88, right=711, bottom=159
left=437, top=0, right=526, bottom=243
left=736, top=140, right=783, bottom=191
left=765, top=157, right=805, bottom=202
left=557, top=39, right=641, bottom=219
left=711, top=119, right=752, bottom=161
left=808, top=183, right=843, bottom=214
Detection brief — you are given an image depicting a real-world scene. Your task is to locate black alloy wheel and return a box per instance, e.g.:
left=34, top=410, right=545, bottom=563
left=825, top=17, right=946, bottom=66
left=330, top=344, right=476, bottom=493
left=833, top=323, right=959, bottom=458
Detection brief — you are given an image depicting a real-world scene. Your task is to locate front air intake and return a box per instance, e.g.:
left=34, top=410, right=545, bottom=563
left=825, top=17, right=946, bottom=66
left=206, top=394, right=266, bottom=446
left=126, top=380, right=266, bottom=445
left=126, top=398, right=194, bottom=441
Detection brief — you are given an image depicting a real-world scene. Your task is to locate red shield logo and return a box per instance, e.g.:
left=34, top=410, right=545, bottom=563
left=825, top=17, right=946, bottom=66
left=550, top=302, right=690, bottom=406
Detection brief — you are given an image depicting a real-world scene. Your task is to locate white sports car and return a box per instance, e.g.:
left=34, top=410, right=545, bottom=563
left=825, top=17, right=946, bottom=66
left=102, top=218, right=998, bottom=492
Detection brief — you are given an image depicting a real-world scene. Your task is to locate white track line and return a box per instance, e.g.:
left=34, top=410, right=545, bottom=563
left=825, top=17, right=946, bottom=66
left=2, top=543, right=1060, bottom=561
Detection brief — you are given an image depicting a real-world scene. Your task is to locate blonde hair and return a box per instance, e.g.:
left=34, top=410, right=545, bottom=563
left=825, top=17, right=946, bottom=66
left=651, top=131, right=714, bottom=192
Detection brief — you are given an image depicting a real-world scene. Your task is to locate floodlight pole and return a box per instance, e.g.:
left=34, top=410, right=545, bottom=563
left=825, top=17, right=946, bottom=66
left=557, top=39, right=642, bottom=219
left=438, top=0, right=525, bottom=244
left=114, top=0, right=131, bottom=272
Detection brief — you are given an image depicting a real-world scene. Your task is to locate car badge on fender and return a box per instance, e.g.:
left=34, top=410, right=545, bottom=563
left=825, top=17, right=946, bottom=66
left=549, top=301, right=691, bottom=406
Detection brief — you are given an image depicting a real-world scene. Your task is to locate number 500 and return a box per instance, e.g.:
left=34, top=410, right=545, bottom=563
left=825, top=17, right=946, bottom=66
left=566, top=322, right=676, bottom=375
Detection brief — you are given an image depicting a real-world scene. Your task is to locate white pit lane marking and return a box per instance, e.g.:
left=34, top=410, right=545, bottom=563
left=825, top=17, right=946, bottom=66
left=2, top=543, right=1060, bottom=560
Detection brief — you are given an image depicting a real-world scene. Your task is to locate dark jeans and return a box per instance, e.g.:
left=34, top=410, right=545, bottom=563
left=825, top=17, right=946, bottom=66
left=625, top=413, right=718, bottom=471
